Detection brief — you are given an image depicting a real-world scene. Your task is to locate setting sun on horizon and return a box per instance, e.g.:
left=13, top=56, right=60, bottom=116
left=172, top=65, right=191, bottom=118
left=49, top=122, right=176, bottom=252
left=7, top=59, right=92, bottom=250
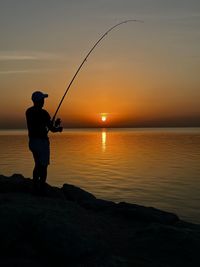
left=101, top=116, right=107, bottom=122
left=101, top=114, right=107, bottom=123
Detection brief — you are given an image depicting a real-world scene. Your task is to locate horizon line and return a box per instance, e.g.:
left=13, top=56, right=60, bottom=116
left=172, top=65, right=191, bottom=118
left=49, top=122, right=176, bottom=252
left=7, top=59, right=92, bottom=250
left=0, top=126, right=200, bottom=131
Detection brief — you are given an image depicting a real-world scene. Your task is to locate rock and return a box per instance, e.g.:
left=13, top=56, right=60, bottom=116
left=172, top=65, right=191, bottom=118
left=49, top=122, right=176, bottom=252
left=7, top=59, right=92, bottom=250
left=0, top=173, right=32, bottom=193
left=62, top=183, right=96, bottom=202
left=62, top=183, right=117, bottom=212
left=113, top=202, right=179, bottom=224
left=0, top=174, right=65, bottom=200
left=129, top=223, right=200, bottom=266
left=0, top=192, right=108, bottom=266
left=82, top=198, right=116, bottom=211
left=0, top=174, right=200, bottom=267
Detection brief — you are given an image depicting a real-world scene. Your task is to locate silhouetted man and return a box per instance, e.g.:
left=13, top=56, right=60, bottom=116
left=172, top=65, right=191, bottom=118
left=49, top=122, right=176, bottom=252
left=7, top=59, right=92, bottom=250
left=26, top=91, right=63, bottom=194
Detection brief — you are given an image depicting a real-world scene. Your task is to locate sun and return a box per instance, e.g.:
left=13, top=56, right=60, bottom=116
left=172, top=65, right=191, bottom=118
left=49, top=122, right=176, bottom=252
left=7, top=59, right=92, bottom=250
left=100, top=113, right=108, bottom=124
left=101, top=115, right=107, bottom=122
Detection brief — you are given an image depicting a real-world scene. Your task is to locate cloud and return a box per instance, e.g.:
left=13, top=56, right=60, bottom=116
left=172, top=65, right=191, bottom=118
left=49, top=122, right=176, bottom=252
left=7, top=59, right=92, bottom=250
left=0, top=51, right=65, bottom=74
left=0, top=69, right=61, bottom=75
left=0, top=51, right=62, bottom=61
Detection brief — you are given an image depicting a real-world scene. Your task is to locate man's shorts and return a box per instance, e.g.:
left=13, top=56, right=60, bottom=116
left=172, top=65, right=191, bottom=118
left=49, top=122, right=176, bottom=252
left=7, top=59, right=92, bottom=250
left=29, top=138, right=50, bottom=166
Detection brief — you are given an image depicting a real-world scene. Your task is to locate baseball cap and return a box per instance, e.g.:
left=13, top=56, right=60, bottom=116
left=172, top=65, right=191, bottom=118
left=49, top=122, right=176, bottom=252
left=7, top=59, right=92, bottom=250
left=31, top=91, right=48, bottom=102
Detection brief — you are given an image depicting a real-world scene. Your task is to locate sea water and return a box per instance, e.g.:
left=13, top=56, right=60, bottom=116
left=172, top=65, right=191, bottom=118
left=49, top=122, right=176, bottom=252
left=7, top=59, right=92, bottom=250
left=0, top=128, right=200, bottom=223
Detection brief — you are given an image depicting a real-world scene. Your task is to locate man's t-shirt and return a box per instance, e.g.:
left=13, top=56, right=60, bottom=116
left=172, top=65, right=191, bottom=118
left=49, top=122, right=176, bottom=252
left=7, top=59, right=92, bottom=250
left=26, top=106, right=51, bottom=139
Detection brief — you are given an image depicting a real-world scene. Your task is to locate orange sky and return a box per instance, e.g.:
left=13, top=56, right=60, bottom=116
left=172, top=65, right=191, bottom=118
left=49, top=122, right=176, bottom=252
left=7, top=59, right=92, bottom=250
left=0, top=0, right=200, bottom=128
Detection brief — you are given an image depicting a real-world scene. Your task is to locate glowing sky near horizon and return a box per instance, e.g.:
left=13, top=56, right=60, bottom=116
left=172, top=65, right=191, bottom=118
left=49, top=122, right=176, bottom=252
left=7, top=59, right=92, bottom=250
left=0, top=0, right=199, bottom=128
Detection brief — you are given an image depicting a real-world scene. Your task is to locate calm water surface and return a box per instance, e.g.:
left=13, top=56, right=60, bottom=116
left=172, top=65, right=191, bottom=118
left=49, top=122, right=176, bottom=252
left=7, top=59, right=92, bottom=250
left=0, top=128, right=200, bottom=223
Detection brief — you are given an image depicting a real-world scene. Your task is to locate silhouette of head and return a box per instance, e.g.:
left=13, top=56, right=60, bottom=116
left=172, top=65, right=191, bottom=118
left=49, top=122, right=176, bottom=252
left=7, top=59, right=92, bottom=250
left=32, top=91, right=48, bottom=108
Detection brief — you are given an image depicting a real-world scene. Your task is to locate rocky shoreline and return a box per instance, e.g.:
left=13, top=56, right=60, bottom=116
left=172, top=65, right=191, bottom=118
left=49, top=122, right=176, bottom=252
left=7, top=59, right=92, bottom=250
left=0, top=174, right=200, bottom=266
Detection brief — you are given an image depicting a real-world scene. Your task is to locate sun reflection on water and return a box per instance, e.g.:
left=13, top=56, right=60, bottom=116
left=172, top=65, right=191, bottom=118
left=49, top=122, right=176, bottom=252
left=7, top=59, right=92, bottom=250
left=101, top=129, right=106, bottom=152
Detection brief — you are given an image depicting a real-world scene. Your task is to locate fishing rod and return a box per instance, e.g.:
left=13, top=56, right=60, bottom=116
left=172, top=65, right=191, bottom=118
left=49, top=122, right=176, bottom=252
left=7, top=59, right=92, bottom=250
left=52, top=19, right=142, bottom=122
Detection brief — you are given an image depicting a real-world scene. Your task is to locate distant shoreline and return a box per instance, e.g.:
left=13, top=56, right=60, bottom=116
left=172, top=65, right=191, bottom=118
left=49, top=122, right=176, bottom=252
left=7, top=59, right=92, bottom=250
left=0, top=127, right=200, bottom=137
left=0, top=126, right=200, bottom=131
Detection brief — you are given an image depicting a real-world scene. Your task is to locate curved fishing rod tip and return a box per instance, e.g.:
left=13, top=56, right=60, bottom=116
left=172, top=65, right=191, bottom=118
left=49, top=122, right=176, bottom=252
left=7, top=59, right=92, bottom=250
left=52, top=19, right=144, bottom=118
left=126, top=19, right=144, bottom=23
